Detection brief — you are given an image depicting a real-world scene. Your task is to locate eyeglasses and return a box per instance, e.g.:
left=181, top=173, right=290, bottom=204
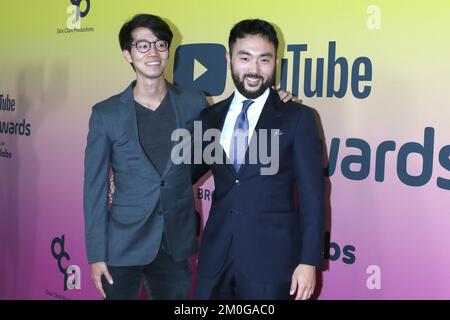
left=131, top=40, right=169, bottom=53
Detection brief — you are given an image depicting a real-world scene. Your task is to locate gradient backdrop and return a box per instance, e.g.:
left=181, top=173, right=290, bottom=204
left=0, top=0, right=449, bottom=299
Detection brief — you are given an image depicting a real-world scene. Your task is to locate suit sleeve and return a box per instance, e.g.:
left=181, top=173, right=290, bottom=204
left=191, top=95, right=211, bottom=184
left=293, top=107, right=325, bottom=270
left=83, top=108, right=111, bottom=264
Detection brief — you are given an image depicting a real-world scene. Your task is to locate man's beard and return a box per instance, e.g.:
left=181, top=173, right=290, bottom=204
left=231, top=65, right=276, bottom=99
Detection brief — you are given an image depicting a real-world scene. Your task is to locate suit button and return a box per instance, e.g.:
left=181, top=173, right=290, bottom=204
left=229, top=208, right=233, bottom=214
left=160, top=180, right=165, bottom=187
left=157, top=210, right=163, bottom=216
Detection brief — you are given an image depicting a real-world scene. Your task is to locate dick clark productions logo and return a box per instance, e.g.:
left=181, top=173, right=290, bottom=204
left=51, top=235, right=81, bottom=290
left=66, top=0, right=91, bottom=29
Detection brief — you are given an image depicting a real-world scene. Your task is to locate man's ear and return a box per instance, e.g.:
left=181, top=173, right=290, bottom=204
left=122, top=49, right=132, bottom=64
left=226, top=52, right=231, bottom=64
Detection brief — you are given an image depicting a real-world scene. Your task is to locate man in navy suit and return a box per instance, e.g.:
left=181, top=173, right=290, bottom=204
left=83, top=14, right=208, bottom=299
left=192, top=19, right=325, bottom=300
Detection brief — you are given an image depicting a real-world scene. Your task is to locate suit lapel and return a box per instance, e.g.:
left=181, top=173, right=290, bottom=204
left=213, top=94, right=236, bottom=174
left=250, top=89, right=283, bottom=135
left=119, top=81, right=161, bottom=176
left=161, top=82, right=183, bottom=178
left=238, top=89, right=283, bottom=175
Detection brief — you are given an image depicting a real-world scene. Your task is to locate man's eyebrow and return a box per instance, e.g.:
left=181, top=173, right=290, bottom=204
left=236, top=50, right=274, bottom=57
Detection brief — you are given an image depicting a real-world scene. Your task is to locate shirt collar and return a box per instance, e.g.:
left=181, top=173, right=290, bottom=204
left=231, top=87, right=270, bottom=110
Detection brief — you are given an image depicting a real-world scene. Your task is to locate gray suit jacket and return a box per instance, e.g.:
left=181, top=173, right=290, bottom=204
left=83, top=81, right=207, bottom=265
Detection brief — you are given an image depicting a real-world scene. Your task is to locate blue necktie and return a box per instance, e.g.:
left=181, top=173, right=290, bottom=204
left=231, top=99, right=254, bottom=172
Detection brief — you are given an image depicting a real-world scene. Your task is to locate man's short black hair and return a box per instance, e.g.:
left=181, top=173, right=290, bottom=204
left=228, top=19, right=279, bottom=55
left=119, top=13, right=173, bottom=52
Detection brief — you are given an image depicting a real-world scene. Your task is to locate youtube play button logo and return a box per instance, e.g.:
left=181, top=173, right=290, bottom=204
left=173, top=43, right=227, bottom=96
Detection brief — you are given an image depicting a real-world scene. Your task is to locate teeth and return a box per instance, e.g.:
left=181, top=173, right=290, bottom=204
left=146, top=61, right=160, bottom=66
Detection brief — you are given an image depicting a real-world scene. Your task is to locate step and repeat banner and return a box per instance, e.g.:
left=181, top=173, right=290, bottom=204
left=0, top=0, right=449, bottom=299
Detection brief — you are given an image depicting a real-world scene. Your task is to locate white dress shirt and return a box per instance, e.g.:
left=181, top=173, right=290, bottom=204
left=220, top=88, right=270, bottom=158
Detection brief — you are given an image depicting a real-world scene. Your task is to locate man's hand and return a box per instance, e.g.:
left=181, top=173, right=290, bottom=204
left=274, top=86, right=301, bottom=103
left=289, top=264, right=316, bottom=300
left=91, top=262, right=113, bottom=299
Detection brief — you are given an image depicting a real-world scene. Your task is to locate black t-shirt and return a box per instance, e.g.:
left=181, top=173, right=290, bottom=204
left=135, top=95, right=177, bottom=176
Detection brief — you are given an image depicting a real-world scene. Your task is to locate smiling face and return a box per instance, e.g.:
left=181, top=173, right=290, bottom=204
left=123, top=27, right=169, bottom=81
left=227, top=34, right=277, bottom=99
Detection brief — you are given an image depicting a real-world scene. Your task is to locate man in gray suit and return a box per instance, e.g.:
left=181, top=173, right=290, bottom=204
left=83, top=14, right=207, bottom=299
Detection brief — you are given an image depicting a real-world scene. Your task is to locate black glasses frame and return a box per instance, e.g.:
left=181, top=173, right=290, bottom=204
left=131, top=40, right=169, bottom=53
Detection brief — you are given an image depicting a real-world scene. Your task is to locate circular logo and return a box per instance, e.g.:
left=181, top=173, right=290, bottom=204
left=70, top=0, right=90, bottom=17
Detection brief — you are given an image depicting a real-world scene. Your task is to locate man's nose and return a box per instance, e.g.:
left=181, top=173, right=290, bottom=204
left=146, top=43, right=159, bottom=55
left=248, top=60, right=260, bottom=74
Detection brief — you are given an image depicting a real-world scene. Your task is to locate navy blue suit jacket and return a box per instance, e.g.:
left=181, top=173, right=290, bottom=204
left=193, top=89, right=324, bottom=283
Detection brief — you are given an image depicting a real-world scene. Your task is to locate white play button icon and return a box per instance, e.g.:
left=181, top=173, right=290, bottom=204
left=193, top=58, right=208, bottom=81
